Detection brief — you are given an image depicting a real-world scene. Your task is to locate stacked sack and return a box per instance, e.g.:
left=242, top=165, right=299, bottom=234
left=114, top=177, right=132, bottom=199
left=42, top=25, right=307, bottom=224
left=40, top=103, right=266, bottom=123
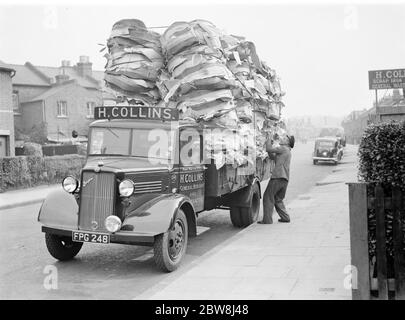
left=220, top=34, right=285, bottom=159
left=159, top=20, right=239, bottom=128
left=104, top=19, right=164, bottom=105
left=103, top=19, right=286, bottom=168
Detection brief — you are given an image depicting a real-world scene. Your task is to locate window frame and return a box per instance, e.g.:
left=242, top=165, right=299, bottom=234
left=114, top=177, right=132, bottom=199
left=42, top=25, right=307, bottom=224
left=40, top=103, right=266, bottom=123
left=86, top=101, right=95, bottom=119
left=57, top=100, right=68, bottom=118
left=179, top=128, right=203, bottom=166
left=12, top=91, right=20, bottom=113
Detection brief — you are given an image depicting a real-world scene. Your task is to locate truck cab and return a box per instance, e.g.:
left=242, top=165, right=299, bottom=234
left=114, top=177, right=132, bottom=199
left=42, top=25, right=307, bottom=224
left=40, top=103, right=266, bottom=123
left=38, top=105, right=270, bottom=272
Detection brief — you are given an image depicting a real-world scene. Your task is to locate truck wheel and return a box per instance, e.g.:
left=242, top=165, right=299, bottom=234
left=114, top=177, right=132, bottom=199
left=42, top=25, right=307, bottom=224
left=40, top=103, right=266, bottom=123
left=154, top=209, right=188, bottom=272
left=230, top=184, right=261, bottom=228
left=230, top=207, right=244, bottom=228
left=45, top=233, right=83, bottom=261
left=240, top=183, right=261, bottom=227
left=313, top=160, right=318, bottom=165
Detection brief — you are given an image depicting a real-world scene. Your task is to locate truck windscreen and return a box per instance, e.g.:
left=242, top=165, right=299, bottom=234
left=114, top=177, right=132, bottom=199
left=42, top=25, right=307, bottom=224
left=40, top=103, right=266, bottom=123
left=89, top=127, right=172, bottom=160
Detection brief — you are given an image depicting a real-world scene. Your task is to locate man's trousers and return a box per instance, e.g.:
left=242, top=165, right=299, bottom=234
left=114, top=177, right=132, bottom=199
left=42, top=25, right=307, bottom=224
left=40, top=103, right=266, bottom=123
left=262, top=178, right=290, bottom=223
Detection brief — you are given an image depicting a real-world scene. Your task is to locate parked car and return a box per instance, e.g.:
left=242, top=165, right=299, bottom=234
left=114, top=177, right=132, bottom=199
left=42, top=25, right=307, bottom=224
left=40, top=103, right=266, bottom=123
left=312, top=136, right=344, bottom=165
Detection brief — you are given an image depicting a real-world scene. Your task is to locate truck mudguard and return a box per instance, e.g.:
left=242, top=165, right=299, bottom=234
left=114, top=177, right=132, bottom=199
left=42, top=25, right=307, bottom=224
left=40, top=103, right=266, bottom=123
left=38, top=189, right=78, bottom=229
left=222, top=177, right=262, bottom=208
left=122, top=193, right=197, bottom=237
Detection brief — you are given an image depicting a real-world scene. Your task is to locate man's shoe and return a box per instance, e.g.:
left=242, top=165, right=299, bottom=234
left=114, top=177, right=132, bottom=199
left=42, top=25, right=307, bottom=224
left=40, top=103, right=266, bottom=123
left=258, top=220, right=273, bottom=224
left=278, top=219, right=290, bottom=223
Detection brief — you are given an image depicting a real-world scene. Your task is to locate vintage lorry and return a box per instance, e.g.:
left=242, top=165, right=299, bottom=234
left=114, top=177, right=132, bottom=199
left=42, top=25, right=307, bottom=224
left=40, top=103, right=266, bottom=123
left=38, top=105, right=271, bottom=272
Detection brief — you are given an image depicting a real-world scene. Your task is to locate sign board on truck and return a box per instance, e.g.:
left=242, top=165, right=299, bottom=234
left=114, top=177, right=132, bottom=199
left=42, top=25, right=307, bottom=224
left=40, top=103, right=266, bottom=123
left=368, top=69, right=405, bottom=90
left=94, top=106, right=179, bottom=121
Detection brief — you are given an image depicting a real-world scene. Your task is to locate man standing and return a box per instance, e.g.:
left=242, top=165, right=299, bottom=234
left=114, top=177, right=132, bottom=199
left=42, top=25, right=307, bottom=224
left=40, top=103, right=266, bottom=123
left=258, top=135, right=292, bottom=224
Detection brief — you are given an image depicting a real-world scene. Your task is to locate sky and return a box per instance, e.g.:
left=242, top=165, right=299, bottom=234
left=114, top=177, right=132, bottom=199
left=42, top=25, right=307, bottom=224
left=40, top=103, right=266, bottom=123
left=0, top=0, right=404, bottom=118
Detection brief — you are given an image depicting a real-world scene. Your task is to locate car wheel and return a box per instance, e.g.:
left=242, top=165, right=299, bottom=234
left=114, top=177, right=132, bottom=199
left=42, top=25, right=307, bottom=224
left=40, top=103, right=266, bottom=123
left=45, top=233, right=83, bottom=261
left=313, top=160, right=318, bottom=165
left=154, top=209, right=188, bottom=272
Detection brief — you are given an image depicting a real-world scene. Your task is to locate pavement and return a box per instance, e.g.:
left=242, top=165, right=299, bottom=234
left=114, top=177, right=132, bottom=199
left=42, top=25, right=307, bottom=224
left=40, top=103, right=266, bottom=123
left=0, top=184, right=60, bottom=210
left=135, top=145, right=359, bottom=300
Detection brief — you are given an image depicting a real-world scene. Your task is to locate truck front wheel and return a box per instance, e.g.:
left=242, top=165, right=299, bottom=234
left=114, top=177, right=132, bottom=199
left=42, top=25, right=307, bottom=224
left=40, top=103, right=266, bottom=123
left=154, top=209, right=188, bottom=272
left=45, top=233, right=83, bottom=261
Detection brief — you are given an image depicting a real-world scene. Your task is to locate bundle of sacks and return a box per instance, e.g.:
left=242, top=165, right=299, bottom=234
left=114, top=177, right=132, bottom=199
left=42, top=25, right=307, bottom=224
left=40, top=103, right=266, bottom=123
left=103, top=19, right=164, bottom=105
left=103, top=19, right=286, bottom=168
left=159, top=20, right=239, bottom=128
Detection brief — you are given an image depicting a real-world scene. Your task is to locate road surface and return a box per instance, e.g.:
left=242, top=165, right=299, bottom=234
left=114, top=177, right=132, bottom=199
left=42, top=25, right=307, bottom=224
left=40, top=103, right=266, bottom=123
left=0, top=141, right=344, bottom=299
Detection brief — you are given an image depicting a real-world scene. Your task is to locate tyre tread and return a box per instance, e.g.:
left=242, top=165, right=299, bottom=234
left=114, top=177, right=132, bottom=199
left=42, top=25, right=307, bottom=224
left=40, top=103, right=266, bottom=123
left=45, top=233, right=82, bottom=261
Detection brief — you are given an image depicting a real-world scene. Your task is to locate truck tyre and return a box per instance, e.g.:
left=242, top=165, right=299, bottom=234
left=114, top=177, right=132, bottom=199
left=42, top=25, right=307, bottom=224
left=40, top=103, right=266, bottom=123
left=45, top=233, right=83, bottom=261
left=313, top=160, right=318, bottom=165
left=154, top=209, right=188, bottom=272
left=230, top=183, right=261, bottom=228
left=230, top=206, right=244, bottom=228
left=240, top=183, right=260, bottom=227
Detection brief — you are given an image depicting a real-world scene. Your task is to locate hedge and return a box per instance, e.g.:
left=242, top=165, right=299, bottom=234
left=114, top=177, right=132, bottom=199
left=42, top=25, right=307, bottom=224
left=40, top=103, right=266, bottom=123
left=0, top=155, right=86, bottom=192
left=358, top=120, right=405, bottom=188
left=358, top=120, right=405, bottom=276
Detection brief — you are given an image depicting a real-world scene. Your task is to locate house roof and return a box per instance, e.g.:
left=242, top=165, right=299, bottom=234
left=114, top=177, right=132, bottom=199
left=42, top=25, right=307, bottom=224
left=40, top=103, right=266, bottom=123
left=26, top=80, right=80, bottom=102
left=0, top=60, right=16, bottom=75
left=35, top=65, right=102, bottom=89
left=91, top=70, right=105, bottom=84
left=6, top=61, right=104, bottom=89
left=7, top=63, right=50, bottom=86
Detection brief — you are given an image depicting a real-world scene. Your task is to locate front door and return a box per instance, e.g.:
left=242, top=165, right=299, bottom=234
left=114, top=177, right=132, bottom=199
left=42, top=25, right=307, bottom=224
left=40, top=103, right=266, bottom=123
left=0, top=136, right=8, bottom=157
left=178, top=128, right=205, bottom=212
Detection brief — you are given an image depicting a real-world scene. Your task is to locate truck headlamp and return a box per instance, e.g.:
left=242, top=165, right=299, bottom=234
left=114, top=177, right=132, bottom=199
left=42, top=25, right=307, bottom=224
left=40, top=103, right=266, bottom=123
left=62, top=176, right=79, bottom=193
left=119, top=179, right=135, bottom=197
left=104, top=215, right=122, bottom=233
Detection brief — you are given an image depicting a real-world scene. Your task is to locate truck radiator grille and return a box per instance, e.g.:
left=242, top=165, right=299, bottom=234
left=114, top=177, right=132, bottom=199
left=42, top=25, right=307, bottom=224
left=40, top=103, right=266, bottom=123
left=79, top=172, right=115, bottom=232
left=134, top=180, right=162, bottom=194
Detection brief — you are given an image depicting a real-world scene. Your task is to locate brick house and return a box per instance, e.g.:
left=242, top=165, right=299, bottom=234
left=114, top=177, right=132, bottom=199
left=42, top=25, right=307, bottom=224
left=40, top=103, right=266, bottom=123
left=342, top=89, right=405, bottom=144
left=0, top=62, right=16, bottom=156
left=9, top=56, right=104, bottom=142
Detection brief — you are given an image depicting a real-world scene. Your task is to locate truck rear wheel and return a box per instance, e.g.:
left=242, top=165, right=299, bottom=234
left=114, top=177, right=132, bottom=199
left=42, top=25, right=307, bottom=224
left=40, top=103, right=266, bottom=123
left=230, top=183, right=260, bottom=228
left=153, top=209, right=188, bottom=272
left=240, top=183, right=260, bottom=226
left=230, top=207, right=244, bottom=228
left=45, top=233, right=83, bottom=261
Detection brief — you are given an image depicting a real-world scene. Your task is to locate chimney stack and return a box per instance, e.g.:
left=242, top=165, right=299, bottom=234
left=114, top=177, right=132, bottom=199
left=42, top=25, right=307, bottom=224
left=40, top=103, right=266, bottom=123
left=55, top=65, right=69, bottom=84
left=55, top=74, right=69, bottom=84
left=77, top=55, right=92, bottom=78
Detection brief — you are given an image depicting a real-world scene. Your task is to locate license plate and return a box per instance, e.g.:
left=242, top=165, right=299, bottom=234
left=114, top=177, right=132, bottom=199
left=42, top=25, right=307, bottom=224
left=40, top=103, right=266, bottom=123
left=72, top=231, right=110, bottom=244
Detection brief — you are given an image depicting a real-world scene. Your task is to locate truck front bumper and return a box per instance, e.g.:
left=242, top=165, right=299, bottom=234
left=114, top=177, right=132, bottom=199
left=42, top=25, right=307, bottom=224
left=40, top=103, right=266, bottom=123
left=42, top=226, right=155, bottom=246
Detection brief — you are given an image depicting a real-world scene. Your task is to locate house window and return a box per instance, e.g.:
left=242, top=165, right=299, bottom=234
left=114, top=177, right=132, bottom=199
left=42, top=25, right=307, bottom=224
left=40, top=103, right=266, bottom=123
left=86, top=101, right=95, bottom=118
left=12, top=92, right=20, bottom=112
left=57, top=101, right=67, bottom=117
